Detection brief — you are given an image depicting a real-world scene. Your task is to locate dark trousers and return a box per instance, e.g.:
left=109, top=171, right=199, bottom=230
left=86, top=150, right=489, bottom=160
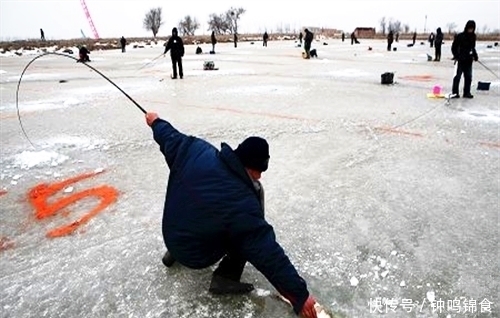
left=452, top=60, right=473, bottom=95
left=121, top=46, right=126, bottom=53
left=213, top=254, right=246, bottom=281
left=171, top=56, right=183, bottom=78
left=263, top=41, right=267, bottom=47
left=434, top=44, right=442, bottom=61
left=387, top=41, right=392, bottom=51
left=304, top=42, right=311, bottom=57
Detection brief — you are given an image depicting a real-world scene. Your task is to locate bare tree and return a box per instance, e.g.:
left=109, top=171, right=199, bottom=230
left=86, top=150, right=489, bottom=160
left=226, top=7, right=246, bottom=34
left=143, top=7, right=163, bottom=38
left=284, top=23, right=291, bottom=34
left=446, top=22, right=457, bottom=34
left=276, top=23, right=283, bottom=33
left=403, top=24, right=410, bottom=33
left=178, top=15, right=200, bottom=36
left=207, top=13, right=231, bottom=34
left=379, top=17, right=386, bottom=34
left=391, top=20, right=402, bottom=33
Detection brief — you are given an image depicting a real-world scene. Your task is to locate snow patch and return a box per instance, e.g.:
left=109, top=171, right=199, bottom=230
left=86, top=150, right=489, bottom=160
left=5, top=98, right=82, bottom=112
left=427, top=291, right=435, bottom=302
left=350, top=276, right=359, bottom=286
left=0, top=70, right=6, bottom=74
left=13, top=151, right=69, bottom=169
left=42, top=136, right=105, bottom=150
left=254, top=288, right=271, bottom=297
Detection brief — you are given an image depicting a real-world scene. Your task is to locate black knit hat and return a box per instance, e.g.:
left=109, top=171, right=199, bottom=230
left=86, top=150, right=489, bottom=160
left=234, top=137, right=270, bottom=172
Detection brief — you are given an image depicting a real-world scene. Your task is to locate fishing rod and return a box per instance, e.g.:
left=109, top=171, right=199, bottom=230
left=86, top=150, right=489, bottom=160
left=16, top=52, right=148, bottom=147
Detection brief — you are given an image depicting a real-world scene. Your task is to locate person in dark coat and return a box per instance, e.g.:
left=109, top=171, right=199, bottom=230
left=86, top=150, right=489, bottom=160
left=163, top=27, right=185, bottom=79
left=434, top=27, right=444, bottom=61
left=412, top=31, right=417, bottom=45
left=387, top=30, right=394, bottom=51
left=40, top=28, right=45, bottom=41
left=120, top=36, right=127, bottom=53
left=341, top=32, right=345, bottom=42
left=350, top=32, right=359, bottom=45
left=145, top=112, right=318, bottom=318
left=428, top=32, right=435, bottom=48
left=77, top=46, right=90, bottom=62
left=304, top=29, right=314, bottom=58
left=234, top=33, right=238, bottom=48
left=451, top=20, right=478, bottom=98
left=395, top=32, right=399, bottom=42
left=211, top=31, right=217, bottom=53
left=263, top=31, right=269, bottom=47
left=299, top=32, right=303, bottom=46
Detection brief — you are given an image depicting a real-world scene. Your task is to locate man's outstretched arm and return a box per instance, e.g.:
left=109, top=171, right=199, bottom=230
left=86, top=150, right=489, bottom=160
left=146, top=112, right=190, bottom=168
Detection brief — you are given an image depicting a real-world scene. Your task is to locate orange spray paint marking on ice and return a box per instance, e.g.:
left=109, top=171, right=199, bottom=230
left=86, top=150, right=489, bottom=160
left=374, top=126, right=424, bottom=138
left=0, top=189, right=7, bottom=197
left=28, top=170, right=119, bottom=238
left=479, top=141, right=500, bottom=149
left=0, top=236, right=15, bottom=251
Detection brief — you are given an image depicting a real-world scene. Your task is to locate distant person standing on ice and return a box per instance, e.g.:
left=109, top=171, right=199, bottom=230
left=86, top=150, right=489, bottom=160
left=428, top=32, right=435, bottom=48
left=434, top=27, right=443, bottom=61
left=341, top=32, right=345, bottom=42
left=211, top=31, right=217, bottom=53
left=234, top=33, right=238, bottom=48
left=387, top=30, right=394, bottom=51
left=395, top=32, right=399, bottom=42
left=163, top=27, right=185, bottom=79
left=40, top=28, right=45, bottom=41
left=412, top=31, right=417, bottom=45
left=303, top=29, right=314, bottom=59
left=120, top=36, right=127, bottom=53
left=263, top=31, right=269, bottom=47
left=299, top=31, right=303, bottom=46
left=144, top=111, right=319, bottom=318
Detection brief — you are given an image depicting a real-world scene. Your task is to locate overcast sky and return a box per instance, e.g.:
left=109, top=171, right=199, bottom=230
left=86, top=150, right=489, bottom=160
left=0, top=0, right=499, bottom=40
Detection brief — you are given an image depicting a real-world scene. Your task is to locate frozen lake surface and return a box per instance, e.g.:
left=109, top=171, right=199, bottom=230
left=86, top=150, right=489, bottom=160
left=1, top=39, right=499, bottom=317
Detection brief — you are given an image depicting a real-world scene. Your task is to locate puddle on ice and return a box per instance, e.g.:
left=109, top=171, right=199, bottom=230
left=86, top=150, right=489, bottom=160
left=216, top=84, right=299, bottom=96
left=328, top=69, right=371, bottom=78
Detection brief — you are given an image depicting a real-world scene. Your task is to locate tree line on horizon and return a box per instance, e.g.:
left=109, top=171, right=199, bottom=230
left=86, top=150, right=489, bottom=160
left=143, top=7, right=246, bottom=38
left=143, top=7, right=499, bottom=39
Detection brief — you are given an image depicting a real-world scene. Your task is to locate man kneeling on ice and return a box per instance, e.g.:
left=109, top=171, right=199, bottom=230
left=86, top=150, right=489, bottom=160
left=146, top=112, right=318, bottom=318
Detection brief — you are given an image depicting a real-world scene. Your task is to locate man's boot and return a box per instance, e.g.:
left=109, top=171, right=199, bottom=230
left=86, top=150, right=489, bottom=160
left=162, top=251, right=176, bottom=267
left=209, top=274, right=254, bottom=295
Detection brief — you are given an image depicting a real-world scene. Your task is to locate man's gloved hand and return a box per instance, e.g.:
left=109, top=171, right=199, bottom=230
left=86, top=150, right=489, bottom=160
left=146, top=112, right=159, bottom=127
left=300, top=296, right=318, bottom=318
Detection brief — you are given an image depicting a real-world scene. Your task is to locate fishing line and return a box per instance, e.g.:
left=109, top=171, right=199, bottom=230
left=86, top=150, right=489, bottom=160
left=137, top=53, right=164, bottom=71
left=478, top=60, right=500, bottom=80
left=16, top=52, right=147, bottom=147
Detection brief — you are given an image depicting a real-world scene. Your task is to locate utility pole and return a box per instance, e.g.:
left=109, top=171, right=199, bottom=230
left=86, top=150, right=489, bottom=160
left=424, top=15, right=427, bottom=33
